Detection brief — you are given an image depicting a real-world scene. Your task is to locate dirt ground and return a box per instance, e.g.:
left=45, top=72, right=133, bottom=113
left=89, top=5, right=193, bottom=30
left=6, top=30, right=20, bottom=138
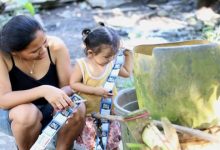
left=1, top=0, right=220, bottom=61
left=39, top=0, right=202, bottom=62
left=40, top=1, right=149, bottom=61
left=40, top=2, right=95, bottom=61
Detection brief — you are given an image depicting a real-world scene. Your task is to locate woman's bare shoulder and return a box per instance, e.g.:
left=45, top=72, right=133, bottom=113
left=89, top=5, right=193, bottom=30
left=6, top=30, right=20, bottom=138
left=0, top=51, right=11, bottom=62
left=0, top=51, right=12, bottom=70
left=47, top=35, right=67, bottom=52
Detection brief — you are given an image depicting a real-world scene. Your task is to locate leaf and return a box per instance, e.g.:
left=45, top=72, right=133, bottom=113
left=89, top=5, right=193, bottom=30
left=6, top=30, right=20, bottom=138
left=142, top=123, right=168, bottom=150
left=126, top=143, right=147, bottom=149
left=124, top=109, right=150, bottom=143
left=14, top=0, right=35, bottom=15
left=161, top=117, right=181, bottom=150
left=24, top=2, right=35, bottom=15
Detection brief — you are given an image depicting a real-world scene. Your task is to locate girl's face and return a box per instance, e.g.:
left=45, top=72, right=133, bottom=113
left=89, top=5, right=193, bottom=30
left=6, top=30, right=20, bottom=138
left=92, top=46, right=115, bottom=66
left=15, top=30, right=48, bottom=61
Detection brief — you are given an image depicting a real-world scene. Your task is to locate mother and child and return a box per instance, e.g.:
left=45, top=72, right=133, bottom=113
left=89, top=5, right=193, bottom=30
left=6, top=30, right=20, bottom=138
left=0, top=15, right=133, bottom=150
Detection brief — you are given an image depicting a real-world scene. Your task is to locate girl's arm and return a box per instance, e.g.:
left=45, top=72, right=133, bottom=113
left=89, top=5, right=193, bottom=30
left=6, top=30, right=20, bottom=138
left=70, top=62, right=95, bottom=94
left=119, top=49, right=133, bottom=78
left=70, top=62, right=112, bottom=97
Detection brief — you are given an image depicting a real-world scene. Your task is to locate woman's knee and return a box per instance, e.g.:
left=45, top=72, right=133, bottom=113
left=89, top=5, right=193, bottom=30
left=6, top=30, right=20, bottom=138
left=9, top=104, right=42, bottom=126
left=66, top=103, right=86, bottom=127
left=74, top=103, right=86, bottom=123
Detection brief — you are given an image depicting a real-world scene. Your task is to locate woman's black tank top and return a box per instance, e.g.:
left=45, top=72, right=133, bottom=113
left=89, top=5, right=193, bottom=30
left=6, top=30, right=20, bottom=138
left=9, top=47, right=59, bottom=105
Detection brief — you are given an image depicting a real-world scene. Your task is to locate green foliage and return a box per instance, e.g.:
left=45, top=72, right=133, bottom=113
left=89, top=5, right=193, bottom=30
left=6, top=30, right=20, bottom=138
left=126, top=143, right=148, bottom=150
left=14, top=0, right=35, bottom=15
left=23, top=2, right=35, bottom=15
left=202, top=25, right=220, bottom=42
left=0, top=0, right=36, bottom=28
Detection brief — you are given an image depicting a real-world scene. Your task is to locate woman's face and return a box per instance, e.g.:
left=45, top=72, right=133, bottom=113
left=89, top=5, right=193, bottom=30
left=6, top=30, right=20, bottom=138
left=17, top=30, right=48, bottom=61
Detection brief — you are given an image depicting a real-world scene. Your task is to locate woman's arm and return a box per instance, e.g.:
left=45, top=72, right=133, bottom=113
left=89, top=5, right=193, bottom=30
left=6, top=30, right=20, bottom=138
left=0, top=52, right=72, bottom=110
left=119, top=49, right=133, bottom=78
left=48, top=36, right=74, bottom=97
left=0, top=85, right=55, bottom=109
left=49, top=36, right=72, bottom=88
left=0, top=53, right=44, bottom=108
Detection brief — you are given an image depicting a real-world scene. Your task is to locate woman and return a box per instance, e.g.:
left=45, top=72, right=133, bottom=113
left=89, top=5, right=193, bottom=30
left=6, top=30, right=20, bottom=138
left=0, top=15, right=86, bottom=150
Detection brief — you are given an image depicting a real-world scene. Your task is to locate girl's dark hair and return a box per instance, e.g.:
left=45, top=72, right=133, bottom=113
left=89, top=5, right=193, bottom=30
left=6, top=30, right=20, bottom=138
left=82, top=23, right=120, bottom=55
left=0, top=15, right=43, bottom=52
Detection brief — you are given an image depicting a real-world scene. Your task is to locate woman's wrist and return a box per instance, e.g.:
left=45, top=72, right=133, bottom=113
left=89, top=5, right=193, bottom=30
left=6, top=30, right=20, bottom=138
left=38, top=85, right=47, bottom=98
left=38, top=85, right=55, bottom=98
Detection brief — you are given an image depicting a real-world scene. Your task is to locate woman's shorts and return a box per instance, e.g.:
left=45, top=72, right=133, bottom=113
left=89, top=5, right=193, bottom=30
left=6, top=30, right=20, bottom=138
left=36, top=103, right=54, bottom=130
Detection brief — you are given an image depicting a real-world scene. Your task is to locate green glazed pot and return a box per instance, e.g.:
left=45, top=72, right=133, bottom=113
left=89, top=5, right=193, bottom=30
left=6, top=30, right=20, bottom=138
left=134, top=40, right=220, bottom=128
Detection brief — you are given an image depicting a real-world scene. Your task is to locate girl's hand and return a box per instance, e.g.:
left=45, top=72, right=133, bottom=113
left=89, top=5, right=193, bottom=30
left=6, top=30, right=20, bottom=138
left=42, top=85, right=74, bottom=111
left=123, top=48, right=132, bottom=56
left=93, top=87, right=113, bottom=98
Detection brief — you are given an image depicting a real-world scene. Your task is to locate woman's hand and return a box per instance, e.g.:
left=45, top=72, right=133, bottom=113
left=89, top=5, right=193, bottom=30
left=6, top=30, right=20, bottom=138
left=93, top=87, right=113, bottom=98
left=41, top=85, right=74, bottom=111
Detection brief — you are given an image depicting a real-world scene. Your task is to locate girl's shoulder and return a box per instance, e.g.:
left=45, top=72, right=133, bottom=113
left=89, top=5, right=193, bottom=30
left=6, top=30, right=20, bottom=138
left=76, top=58, right=88, bottom=70
left=76, top=57, right=87, bottom=64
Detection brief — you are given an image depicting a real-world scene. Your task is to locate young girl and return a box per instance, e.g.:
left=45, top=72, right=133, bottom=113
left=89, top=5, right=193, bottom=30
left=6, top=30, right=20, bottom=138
left=70, top=24, right=133, bottom=149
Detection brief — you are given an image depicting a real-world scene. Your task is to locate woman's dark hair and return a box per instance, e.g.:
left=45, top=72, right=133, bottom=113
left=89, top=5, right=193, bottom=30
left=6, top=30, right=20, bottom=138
left=0, top=15, right=43, bottom=52
left=82, top=23, right=120, bottom=55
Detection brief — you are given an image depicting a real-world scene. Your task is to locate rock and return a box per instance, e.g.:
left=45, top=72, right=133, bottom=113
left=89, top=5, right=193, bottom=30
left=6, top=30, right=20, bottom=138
left=194, top=20, right=204, bottom=31
left=0, top=2, right=5, bottom=14
left=86, top=0, right=131, bottom=8
left=196, top=7, right=220, bottom=21
left=0, top=132, right=17, bottom=150
left=157, top=9, right=169, bottom=17
left=148, top=0, right=168, bottom=4
left=186, top=17, right=198, bottom=26
left=196, top=7, right=220, bottom=27
left=147, top=4, right=159, bottom=9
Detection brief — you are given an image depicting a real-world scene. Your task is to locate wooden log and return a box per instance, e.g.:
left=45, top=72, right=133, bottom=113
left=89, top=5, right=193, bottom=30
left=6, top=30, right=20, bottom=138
left=91, top=112, right=220, bottom=143
left=153, top=120, right=220, bottom=143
